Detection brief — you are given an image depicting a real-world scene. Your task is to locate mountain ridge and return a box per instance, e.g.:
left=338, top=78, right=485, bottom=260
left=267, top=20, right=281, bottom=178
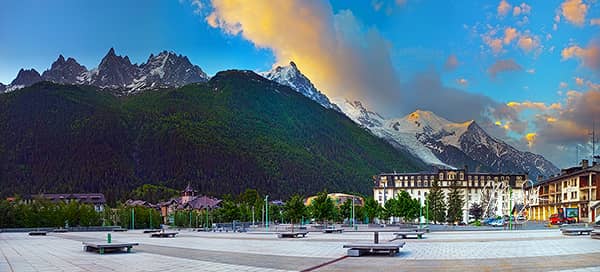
left=0, top=72, right=422, bottom=202
left=1, top=48, right=209, bottom=93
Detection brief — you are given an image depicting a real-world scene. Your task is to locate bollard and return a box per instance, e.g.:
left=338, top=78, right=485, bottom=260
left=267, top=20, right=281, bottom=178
left=107, top=233, right=112, bottom=244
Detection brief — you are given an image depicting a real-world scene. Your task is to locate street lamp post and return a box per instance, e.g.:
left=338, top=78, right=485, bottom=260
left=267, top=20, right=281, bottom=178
left=351, top=195, right=355, bottom=228
left=265, top=195, right=269, bottom=231
left=131, top=208, right=135, bottom=230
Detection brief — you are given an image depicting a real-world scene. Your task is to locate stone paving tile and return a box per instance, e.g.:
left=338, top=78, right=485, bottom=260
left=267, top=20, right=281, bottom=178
left=2, top=229, right=600, bottom=271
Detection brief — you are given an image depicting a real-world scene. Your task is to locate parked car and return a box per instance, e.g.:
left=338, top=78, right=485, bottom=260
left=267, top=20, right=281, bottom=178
left=482, top=217, right=497, bottom=225
left=549, top=214, right=576, bottom=225
left=490, top=219, right=505, bottom=227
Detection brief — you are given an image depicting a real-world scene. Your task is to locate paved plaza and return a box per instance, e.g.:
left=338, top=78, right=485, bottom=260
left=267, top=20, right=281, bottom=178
left=1, top=228, right=599, bottom=271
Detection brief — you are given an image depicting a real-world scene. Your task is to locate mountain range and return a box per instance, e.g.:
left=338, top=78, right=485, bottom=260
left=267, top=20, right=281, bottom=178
left=0, top=71, right=422, bottom=203
left=265, top=62, right=560, bottom=180
left=1, top=48, right=208, bottom=94
left=0, top=49, right=559, bottom=201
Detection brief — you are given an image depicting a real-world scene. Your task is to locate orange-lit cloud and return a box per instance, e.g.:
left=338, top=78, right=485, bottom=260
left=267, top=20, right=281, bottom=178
left=203, top=0, right=404, bottom=111
left=560, top=0, right=588, bottom=26
left=525, top=132, right=536, bottom=147
left=517, top=35, right=539, bottom=52
left=498, top=0, right=512, bottom=17
left=592, top=18, right=600, bottom=26
left=503, top=27, right=518, bottom=44
left=561, top=42, right=600, bottom=71
left=444, top=54, right=460, bottom=71
left=456, top=78, right=468, bottom=86
left=513, top=3, right=531, bottom=17
left=488, top=59, right=522, bottom=77
left=507, top=101, right=561, bottom=112
left=575, top=77, right=584, bottom=86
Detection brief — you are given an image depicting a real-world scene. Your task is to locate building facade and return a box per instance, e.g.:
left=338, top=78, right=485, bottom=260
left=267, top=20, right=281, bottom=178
left=16, top=193, right=106, bottom=212
left=374, top=169, right=527, bottom=223
left=525, top=160, right=599, bottom=223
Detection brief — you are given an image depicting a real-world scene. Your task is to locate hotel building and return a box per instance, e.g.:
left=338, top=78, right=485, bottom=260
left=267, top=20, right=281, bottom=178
left=525, top=160, right=599, bottom=223
left=373, top=168, right=527, bottom=223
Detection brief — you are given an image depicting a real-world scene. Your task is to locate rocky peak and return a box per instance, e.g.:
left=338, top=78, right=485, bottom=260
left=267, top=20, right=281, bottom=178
left=42, top=55, right=88, bottom=84
left=92, top=48, right=138, bottom=88
left=10, top=68, right=42, bottom=87
left=131, top=50, right=208, bottom=91
left=262, top=61, right=340, bottom=111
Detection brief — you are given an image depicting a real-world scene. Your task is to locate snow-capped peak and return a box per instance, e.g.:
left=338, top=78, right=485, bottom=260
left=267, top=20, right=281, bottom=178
left=262, top=61, right=340, bottom=111
left=389, top=110, right=472, bottom=148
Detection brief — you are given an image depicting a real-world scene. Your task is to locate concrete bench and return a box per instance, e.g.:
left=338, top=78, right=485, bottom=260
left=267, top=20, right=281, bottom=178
left=83, top=242, right=139, bottom=254
left=343, top=242, right=405, bottom=257
left=143, top=229, right=161, bottom=233
left=561, top=228, right=593, bottom=235
left=150, top=232, right=178, bottom=238
left=277, top=232, right=308, bottom=238
left=323, top=228, right=343, bottom=234
left=53, top=229, right=68, bottom=233
left=393, top=231, right=425, bottom=239
left=112, top=228, right=128, bottom=232
left=28, top=231, right=47, bottom=236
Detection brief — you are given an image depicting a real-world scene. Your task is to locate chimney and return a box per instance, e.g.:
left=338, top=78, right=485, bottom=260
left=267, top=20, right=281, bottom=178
left=582, top=159, right=589, bottom=169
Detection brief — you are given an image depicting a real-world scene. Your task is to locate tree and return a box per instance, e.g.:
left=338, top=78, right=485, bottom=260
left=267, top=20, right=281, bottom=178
left=363, top=197, right=382, bottom=224
left=395, top=191, right=421, bottom=222
left=426, top=180, right=446, bottom=224
left=382, top=198, right=397, bottom=223
left=446, top=184, right=464, bottom=223
left=283, top=194, right=305, bottom=232
left=308, top=190, right=336, bottom=225
left=130, top=184, right=179, bottom=203
left=339, top=198, right=352, bottom=221
left=469, top=202, right=483, bottom=221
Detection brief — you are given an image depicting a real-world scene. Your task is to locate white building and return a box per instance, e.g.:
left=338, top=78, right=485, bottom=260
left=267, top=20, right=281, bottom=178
left=373, top=168, right=527, bottom=223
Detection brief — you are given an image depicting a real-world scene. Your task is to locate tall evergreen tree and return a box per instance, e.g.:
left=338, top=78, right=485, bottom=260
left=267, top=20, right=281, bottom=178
left=446, top=183, right=464, bottom=223
left=426, top=180, right=446, bottom=224
left=469, top=202, right=483, bottom=220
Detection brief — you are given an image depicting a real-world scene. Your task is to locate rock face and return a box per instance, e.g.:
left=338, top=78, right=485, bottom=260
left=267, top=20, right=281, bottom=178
left=262, top=61, right=340, bottom=111
left=334, top=99, right=559, bottom=179
left=130, top=51, right=208, bottom=91
left=90, top=48, right=139, bottom=88
left=0, top=83, right=5, bottom=93
left=2, top=48, right=209, bottom=93
left=41, top=55, right=87, bottom=84
left=10, top=69, right=43, bottom=87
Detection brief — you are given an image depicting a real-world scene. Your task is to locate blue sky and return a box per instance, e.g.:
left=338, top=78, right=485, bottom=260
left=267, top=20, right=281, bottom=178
left=1, top=0, right=599, bottom=167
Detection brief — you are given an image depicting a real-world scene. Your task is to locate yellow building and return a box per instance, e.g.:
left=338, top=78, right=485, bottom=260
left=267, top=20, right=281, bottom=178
left=304, top=193, right=364, bottom=207
left=525, top=160, right=600, bottom=223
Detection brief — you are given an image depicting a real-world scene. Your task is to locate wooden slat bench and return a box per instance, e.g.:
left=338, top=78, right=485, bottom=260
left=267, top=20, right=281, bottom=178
left=277, top=232, right=308, bottom=238
left=323, top=228, right=344, bottom=234
left=561, top=228, right=593, bottom=236
left=143, top=229, right=161, bottom=234
left=150, top=232, right=178, bottom=238
left=83, top=242, right=139, bottom=254
left=28, top=231, right=47, bottom=236
left=343, top=242, right=405, bottom=257
left=393, top=231, right=425, bottom=239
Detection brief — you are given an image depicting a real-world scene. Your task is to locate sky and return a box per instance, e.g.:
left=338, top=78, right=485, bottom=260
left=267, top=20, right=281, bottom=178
left=0, top=0, right=599, bottom=168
